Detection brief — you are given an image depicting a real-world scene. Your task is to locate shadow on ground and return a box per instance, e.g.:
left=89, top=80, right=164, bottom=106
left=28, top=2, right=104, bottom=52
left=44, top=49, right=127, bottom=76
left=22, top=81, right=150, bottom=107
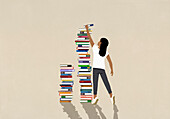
left=60, top=102, right=82, bottom=119
left=113, top=104, right=119, bottom=119
left=81, top=103, right=107, bottom=119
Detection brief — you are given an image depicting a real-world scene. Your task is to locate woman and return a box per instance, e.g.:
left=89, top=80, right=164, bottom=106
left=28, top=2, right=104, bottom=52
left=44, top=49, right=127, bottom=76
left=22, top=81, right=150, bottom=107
left=85, top=25, right=115, bottom=105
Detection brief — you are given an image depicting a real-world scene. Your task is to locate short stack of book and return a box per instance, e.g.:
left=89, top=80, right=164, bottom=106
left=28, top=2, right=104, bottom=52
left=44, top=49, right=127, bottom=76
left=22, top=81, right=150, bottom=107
left=59, top=64, right=75, bottom=102
left=75, top=27, right=93, bottom=103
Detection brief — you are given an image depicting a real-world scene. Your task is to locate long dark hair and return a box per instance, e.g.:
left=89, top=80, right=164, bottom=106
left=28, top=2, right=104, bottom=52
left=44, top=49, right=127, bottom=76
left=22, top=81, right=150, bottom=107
left=99, top=38, right=109, bottom=57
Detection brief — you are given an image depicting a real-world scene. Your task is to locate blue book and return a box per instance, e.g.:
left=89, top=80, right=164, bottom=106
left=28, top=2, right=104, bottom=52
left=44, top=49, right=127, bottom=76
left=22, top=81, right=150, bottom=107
left=79, top=67, right=91, bottom=69
left=61, top=87, right=72, bottom=89
left=80, top=79, right=91, bottom=81
left=79, top=61, right=90, bottom=63
left=76, top=50, right=88, bottom=52
left=62, top=81, right=74, bottom=83
left=61, top=74, right=72, bottom=76
left=80, top=91, right=92, bottom=93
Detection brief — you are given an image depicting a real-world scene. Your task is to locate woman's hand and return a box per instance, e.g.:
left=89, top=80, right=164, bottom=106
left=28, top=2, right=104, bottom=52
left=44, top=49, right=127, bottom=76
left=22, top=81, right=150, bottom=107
left=85, top=25, right=89, bottom=29
left=111, top=70, right=114, bottom=76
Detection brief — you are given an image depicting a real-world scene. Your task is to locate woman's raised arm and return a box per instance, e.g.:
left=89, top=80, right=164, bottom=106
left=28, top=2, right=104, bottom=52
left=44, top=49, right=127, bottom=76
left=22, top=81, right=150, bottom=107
left=85, top=25, right=94, bottom=47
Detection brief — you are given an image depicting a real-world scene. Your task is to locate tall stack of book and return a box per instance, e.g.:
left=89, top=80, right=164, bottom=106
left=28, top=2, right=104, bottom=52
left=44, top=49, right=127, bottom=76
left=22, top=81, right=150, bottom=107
left=59, top=64, right=75, bottom=102
left=75, top=26, right=93, bottom=103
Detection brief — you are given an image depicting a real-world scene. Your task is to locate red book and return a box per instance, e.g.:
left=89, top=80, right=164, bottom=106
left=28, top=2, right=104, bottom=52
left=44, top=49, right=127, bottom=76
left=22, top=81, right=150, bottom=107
left=79, top=81, right=91, bottom=83
left=60, top=85, right=73, bottom=87
left=75, top=40, right=89, bottom=42
left=60, top=76, right=72, bottom=78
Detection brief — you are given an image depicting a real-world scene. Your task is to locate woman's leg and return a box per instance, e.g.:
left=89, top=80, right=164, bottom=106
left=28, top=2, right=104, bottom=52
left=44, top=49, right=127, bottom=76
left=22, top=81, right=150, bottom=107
left=93, top=68, right=100, bottom=98
left=100, top=69, right=112, bottom=97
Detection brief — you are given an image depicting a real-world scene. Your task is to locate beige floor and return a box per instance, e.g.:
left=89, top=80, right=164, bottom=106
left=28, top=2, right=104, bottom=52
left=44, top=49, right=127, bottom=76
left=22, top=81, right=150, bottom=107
left=0, top=0, right=170, bottom=119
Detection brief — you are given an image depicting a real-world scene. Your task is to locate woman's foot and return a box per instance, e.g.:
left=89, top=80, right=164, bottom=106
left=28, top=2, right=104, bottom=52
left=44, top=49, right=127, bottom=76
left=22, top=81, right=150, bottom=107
left=110, top=95, right=115, bottom=104
left=92, top=97, right=99, bottom=105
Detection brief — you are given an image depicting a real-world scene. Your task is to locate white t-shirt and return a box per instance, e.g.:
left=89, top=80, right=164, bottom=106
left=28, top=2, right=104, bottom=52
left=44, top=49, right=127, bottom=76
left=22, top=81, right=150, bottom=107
left=92, top=44, right=109, bottom=69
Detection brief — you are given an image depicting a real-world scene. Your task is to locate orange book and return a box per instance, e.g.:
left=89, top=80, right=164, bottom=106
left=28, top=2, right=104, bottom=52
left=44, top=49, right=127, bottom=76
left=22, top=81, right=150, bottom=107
left=81, top=85, right=92, bottom=87
left=60, top=100, right=71, bottom=103
left=59, top=92, right=72, bottom=94
left=78, top=53, right=90, bottom=55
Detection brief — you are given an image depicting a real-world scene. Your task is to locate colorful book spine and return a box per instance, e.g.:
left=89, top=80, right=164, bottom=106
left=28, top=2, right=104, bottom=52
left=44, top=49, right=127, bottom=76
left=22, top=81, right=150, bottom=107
left=75, top=25, right=94, bottom=103
left=59, top=64, right=74, bottom=102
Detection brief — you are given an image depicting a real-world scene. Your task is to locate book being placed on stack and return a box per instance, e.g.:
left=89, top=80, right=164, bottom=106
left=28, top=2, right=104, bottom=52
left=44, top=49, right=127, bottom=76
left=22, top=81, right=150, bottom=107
left=59, top=64, right=75, bottom=103
left=75, top=25, right=93, bottom=103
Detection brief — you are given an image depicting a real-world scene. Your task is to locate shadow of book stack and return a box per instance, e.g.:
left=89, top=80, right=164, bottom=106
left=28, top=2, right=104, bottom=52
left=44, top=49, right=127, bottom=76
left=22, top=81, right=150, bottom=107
left=75, top=27, right=93, bottom=103
left=59, top=64, right=75, bottom=102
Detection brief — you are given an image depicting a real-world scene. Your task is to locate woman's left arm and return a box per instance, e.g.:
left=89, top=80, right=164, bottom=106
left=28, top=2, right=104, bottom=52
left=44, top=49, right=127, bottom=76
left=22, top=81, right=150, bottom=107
left=106, top=54, right=114, bottom=76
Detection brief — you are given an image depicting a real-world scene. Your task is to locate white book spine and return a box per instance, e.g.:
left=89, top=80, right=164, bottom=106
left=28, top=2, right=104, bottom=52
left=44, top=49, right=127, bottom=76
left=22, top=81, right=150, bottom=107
left=79, top=28, right=91, bottom=31
left=79, top=72, right=91, bottom=74
left=60, top=98, right=72, bottom=101
left=80, top=98, right=92, bottom=100
left=77, top=52, right=89, bottom=54
left=60, top=89, right=70, bottom=91
left=79, top=77, right=87, bottom=79
left=76, top=42, right=90, bottom=44
left=78, top=55, right=90, bottom=57
left=80, top=83, right=92, bottom=85
left=61, top=78, right=73, bottom=80
left=81, top=87, right=92, bottom=89
left=63, top=72, right=73, bottom=74
left=60, top=83, right=73, bottom=85
left=78, top=63, right=90, bottom=65
left=78, top=59, right=90, bottom=61
left=79, top=69, right=91, bottom=71
left=64, top=96, right=73, bottom=98
left=77, top=38, right=86, bottom=40
left=77, top=47, right=90, bottom=49
left=81, top=93, right=92, bottom=95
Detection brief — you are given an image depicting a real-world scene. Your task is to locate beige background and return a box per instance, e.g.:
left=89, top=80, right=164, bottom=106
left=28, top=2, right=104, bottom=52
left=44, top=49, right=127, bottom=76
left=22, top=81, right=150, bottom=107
left=0, top=0, right=170, bottom=119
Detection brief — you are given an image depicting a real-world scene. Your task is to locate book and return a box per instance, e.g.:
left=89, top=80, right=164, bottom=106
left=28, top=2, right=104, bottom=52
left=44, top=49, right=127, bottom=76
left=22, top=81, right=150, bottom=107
left=61, top=87, right=72, bottom=89
left=60, top=100, right=71, bottom=103
left=81, top=87, right=92, bottom=89
left=79, top=28, right=91, bottom=31
left=60, top=75, right=72, bottom=78
left=79, top=81, right=91, bottom=83
left=59, top=94, right=73, bottom=96
left=78, top=72, right=91, bottom=74
left=60, top=64, right=72, bottom=67
left=81, top=85, right=92, bottom=87
left=80, top=93, right=92, bottom=95
left=77, top=33, right=88, bottom=36
left=61, top=96, right=73, bottom=98
left=75, top=40, right=89, bottom=42
left=60, top=98, right=72, bottom=101
left=60, top=67, right=74, bottom=69
left=80, top=100, right=92, bottom=103
left=80, top=97, right=92, bottom=100
left=80, top=83, right=92, bottom=85
left=78, top=65, right=90, bottom=67
left=60, top=69, right=75, bottom=72
left=78, top=63, right=90, bottom=65
left=76, top=42, right=89, bottom=44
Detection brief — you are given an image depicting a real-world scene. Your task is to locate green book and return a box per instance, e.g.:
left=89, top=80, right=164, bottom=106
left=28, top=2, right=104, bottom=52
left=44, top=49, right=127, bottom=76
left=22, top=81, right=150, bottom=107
left=77, top=33, right=88, bottom=36
left=80, top=89, right=92, bottom=91
left=61, top=96, right=72, bottom=98
left=78, top=65, right=90, bottom=67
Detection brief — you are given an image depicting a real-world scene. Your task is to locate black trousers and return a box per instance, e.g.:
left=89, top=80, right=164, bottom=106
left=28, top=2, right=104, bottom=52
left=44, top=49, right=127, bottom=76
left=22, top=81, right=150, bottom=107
left=93, top=68, right=112, bottom=95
